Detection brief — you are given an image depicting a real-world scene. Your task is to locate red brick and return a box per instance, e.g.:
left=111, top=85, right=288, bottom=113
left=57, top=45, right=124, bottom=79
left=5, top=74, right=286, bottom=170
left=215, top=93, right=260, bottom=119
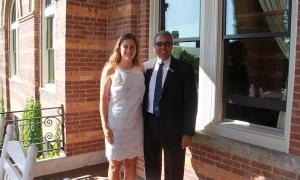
left=207, top=153, right=221, bottom=162
left=290, top=140, right=300, bottom=149
left=200, top=157, right=214, bottom=165
left=291, top=125, right=300, bottom=133
left=232, top=155, right=250, bottom=165
left=215, top=162, right=232, bottom=171
left=223, top=159, right=240, bottom=168
left=292, top=117, right=300, bottom=125
left=241, top=164, right=261, bottom=175
left=199, top=145, right=215, bottom=154
left=232, top=168, right=245, bottom=176
left=251, top=161, right=272, bottom=172
left=215, top=150, right=231, bottom=159
left=273, top=167, right=297, bottom=178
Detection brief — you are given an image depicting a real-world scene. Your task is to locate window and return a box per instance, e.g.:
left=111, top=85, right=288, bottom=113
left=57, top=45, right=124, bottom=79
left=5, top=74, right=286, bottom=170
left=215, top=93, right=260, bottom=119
left=197, top=0, right=297, bottom=152
left=159, top=0, right=200, bottom=75
left=42, top=0, right=55, bottom=87
left=10, top=1, right=18, bottom=77
left=223, top=0, right=291, bottom=129
left=46, top=17, right=54, bottom=83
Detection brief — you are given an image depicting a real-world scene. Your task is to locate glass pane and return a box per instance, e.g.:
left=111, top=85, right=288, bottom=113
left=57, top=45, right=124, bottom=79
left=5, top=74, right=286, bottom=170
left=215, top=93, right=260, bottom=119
left=48, top=49, right=54, bottom=83
left=12, top=30, right=16, bottom=51
left=11, top=30, right=16, bottom=76
left=46, top=0, right=52, bottom=6
left=165, top=0, right=200, bottom=38
left=225, top=0, right=289, bottom=35
left=172, top=42, right=199, bottom=75
left=225, top=38, right=289, bottom=96
left=47, top=17, right=53, bottom=49
left=223, top=38, right=289, bottom=128
left=11, top=2, right=16, bottom=23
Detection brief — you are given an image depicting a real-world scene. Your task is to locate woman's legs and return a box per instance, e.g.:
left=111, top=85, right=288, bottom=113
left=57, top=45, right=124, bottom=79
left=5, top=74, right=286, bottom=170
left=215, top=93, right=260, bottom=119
left=108, top=160, right=122, bottom=180
left=124, top=157, right=138, bottom=180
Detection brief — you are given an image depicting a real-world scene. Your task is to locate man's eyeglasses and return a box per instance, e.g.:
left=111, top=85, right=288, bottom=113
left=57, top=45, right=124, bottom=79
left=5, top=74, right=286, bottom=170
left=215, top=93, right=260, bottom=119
left=154, top=41, right=173, bottom=47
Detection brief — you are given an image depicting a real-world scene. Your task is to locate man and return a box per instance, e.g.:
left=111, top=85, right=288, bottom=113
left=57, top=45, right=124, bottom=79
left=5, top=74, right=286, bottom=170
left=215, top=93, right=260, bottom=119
left=143, top=31, right=198, bottom=180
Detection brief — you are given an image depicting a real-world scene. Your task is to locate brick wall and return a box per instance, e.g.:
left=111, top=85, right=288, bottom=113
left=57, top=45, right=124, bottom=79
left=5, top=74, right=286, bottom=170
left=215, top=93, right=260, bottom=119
left=64, top=0, right=149, bottom=156
left=182, top=135, right=300, bottom=180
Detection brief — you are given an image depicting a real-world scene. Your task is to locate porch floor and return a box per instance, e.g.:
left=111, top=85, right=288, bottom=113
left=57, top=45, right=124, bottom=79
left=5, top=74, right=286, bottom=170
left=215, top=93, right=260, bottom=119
left=34, top=163, right=109, bottom=180
left=34, top=162, right=145, bottom=180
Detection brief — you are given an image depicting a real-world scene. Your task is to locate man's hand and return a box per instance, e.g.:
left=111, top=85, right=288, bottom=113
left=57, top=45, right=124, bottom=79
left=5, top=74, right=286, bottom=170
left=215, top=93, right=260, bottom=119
left=181, top=135, right=192, bottom=149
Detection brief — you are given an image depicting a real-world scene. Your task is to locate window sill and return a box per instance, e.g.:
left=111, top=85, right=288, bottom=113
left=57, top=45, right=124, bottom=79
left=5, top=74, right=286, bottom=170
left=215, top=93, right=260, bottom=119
left=9, top=75, right=20, bottom=82
left=206, top=119, right=287, bottom=152
left=40, top=83, right=56, bottom=94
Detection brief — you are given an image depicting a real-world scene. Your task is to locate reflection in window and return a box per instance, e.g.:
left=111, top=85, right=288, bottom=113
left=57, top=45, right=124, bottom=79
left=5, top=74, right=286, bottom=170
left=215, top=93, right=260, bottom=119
left=172, top=43, right=199, bottom=76
left=224, top=38, right=288, bottom=127
left=46, top=0, right=52, bottom=7
left=165, top=0, right=200, bottom=38
left=225, top=0, right=289, bottom=35
left=160, top=0, right=200, bottom=76
left=223, top=0, right=291, bottom=129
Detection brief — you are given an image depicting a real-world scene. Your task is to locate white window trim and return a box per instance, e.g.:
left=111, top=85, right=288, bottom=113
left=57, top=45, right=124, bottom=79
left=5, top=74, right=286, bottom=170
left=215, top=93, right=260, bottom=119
left=148, top=0, right=160, bottom=59
left=9, top=0, right=19, bottom=78
left=197, top=0, right=298, bottom=152
left=41, top=0, right=56, bottom=91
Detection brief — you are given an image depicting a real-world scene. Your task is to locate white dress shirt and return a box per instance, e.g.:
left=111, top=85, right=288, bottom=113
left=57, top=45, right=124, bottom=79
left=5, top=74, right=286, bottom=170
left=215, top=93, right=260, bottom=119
left=147, top=57, right=171, bottom=113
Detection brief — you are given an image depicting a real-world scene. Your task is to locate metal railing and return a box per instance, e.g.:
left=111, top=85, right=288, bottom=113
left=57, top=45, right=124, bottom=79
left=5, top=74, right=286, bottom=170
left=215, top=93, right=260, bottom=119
left=0, top=105, right=65, bottom=158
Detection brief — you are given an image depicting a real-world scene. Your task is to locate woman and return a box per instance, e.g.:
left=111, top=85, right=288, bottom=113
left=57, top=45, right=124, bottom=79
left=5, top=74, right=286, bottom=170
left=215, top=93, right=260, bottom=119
left=99, top=33, right=145, bottom=180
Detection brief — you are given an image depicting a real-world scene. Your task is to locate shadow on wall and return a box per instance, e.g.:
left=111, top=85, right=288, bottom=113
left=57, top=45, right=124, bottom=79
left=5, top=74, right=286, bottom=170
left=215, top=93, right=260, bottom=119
left=187, top=146, right=207, bottom=179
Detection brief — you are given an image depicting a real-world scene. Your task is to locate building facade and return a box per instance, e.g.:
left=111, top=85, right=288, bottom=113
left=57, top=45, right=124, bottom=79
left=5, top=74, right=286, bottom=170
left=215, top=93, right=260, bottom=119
left=0, top=0, right=300, bottom=179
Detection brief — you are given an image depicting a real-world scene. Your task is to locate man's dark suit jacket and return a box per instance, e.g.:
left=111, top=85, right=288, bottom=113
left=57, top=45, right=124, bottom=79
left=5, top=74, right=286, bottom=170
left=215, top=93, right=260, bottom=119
left=143, top=56, right=198, bottom=148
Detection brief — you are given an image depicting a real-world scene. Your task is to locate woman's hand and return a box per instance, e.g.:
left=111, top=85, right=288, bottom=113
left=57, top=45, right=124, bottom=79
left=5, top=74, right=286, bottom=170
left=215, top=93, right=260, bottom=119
left=104, top=127, right=114, bottom=144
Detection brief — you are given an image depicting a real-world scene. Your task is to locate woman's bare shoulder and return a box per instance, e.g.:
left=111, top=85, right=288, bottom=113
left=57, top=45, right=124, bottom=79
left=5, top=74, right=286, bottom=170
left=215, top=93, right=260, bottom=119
left=102, top=63, right=116, bottom=77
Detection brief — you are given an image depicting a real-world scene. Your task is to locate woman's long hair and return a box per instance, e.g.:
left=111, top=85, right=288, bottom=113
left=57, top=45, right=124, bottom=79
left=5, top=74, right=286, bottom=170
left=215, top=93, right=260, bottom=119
left=108, top=33, right=139, bottom=66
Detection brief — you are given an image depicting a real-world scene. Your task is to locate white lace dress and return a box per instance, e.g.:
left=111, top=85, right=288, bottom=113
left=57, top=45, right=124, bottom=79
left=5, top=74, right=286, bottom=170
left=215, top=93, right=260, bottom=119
left=106, top=67, right=145, bottom=161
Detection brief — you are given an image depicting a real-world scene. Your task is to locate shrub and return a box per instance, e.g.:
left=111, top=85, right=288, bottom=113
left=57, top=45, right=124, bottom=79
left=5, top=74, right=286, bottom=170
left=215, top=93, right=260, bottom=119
left=21, top=97, right=42, bottom=152
left=47, top=123, right=61, bottom=158
left=172, top=46, right=199, bottom=75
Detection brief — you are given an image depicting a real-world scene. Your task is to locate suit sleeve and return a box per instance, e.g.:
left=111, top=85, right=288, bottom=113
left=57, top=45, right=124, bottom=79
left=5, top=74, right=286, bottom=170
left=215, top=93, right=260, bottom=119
left=183, top=63, right=198, bottom=136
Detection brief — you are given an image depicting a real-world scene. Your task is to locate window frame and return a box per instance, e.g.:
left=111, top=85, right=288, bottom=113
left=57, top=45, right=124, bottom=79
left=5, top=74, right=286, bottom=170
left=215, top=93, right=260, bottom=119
left=9, top=0, right=19, bottom=78
left=41, top=0, right=56, bottom=90
left=196, top=0, right=298, bottom=152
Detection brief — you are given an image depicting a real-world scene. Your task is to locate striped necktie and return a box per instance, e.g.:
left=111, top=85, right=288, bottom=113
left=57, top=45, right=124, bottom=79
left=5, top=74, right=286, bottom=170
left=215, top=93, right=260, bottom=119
left=153, top=63, right=164, bottom=117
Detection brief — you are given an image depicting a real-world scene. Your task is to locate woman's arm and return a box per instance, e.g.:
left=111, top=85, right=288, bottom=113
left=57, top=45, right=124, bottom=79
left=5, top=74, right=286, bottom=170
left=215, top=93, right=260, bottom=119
left=99, top=63, right=114, bottom=144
